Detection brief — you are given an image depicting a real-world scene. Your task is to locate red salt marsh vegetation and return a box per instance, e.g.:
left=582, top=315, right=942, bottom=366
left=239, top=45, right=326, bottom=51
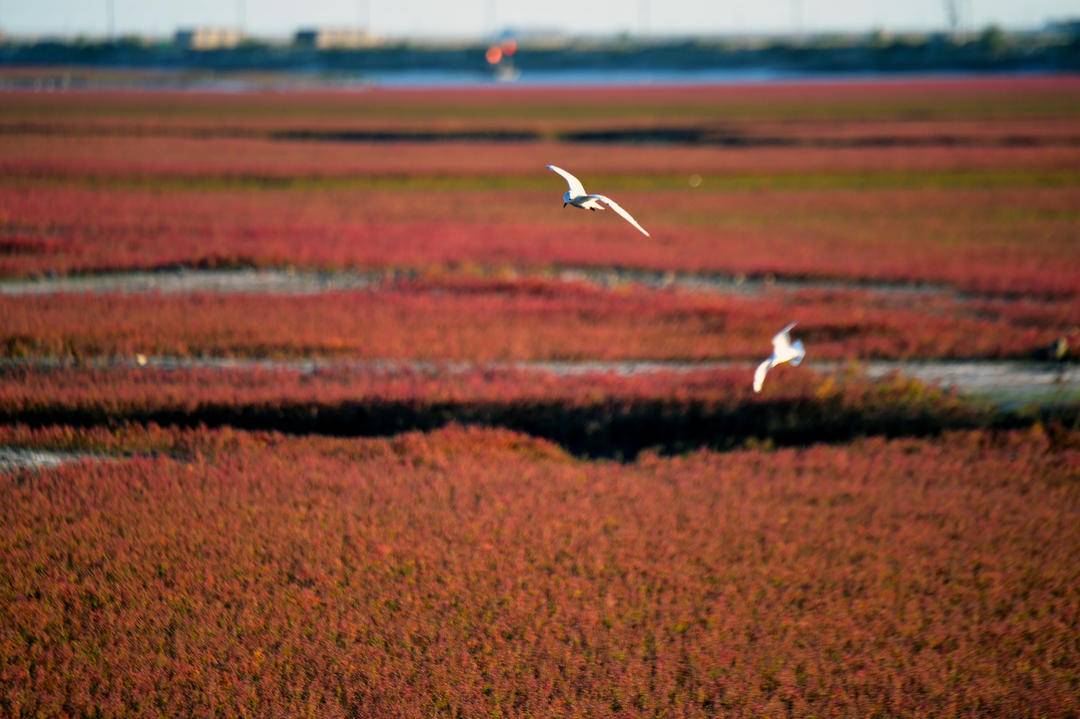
left=0, top=363, right=840, bottom=413
left=2, top=75, right=1078, bottom=717
left=1, top=76, right=1078, bottom=296
left=1, top=424, right=1077, bottom=717
left=1, top=279, right=1076, bottom=361
left=2, top=181, right=1078, bottom=297
left=3, top=133, right=1079, bottom=180
left=2, top=75, right=1077, bottom=132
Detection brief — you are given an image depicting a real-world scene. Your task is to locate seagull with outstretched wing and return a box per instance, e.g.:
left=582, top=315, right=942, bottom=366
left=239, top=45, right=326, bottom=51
left=547, top=164, right=650, bottom=237
left=753, top=322, right=806, bottom=393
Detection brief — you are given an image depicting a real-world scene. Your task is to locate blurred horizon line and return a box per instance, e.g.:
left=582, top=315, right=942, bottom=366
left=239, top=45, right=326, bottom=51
left=1, top=22, right=1076, bottom=45
left=2, top=0, right=1078, bottom=43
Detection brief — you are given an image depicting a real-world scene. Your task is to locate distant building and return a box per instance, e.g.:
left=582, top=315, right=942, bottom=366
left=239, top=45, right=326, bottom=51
left=174, top=27, right=244, bottom=51
left=294, top=28, right=371, bottom=50
left=492, top=27, right=568, bottom=48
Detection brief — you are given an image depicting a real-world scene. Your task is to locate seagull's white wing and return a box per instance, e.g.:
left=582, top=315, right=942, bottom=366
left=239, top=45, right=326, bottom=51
left=594, top=195, right=650, bottom=237
left=547, top=165, right=586, bottom=197
left=753, top=358, right=772, bottom=393
left=772, top=322, right=798, bottom=353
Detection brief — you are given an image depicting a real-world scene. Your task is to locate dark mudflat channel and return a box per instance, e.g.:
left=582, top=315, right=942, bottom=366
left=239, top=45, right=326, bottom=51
left=3, top=120, right=1076, bottom=149
left=3, top=357, right=1074, bottom=459
left=0, top=386, right=995, bottom=461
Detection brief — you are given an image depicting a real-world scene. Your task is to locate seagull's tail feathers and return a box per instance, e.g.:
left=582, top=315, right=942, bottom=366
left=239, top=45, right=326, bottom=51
left=790, top=340, right=806, bottom=366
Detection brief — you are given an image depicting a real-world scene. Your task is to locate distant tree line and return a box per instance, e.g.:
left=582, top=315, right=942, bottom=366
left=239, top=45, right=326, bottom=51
left=0, top=28, right=1076, bottom=74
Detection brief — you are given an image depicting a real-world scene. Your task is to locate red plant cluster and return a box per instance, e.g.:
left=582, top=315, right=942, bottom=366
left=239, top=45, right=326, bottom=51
left=1, top=280, right=1075, bottom=361
left=1, top=424, right=1077, bottom=716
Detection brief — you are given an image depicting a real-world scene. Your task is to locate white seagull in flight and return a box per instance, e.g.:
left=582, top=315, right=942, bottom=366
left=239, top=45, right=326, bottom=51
left=547, top=165, right=650, bottom=237
left=753, top=322, right=806, bottom=393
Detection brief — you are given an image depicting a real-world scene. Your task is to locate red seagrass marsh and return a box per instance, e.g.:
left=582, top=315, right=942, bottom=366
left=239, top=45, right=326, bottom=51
left=1, top=73, right=1078, bottom=717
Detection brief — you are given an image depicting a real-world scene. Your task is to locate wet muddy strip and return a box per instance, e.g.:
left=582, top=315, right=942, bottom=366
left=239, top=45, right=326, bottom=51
left=553, top=266, right=964, bottom=298
left=534, top=359, right=1080, bottom=404
left=0, top=265, right=1008, bottom=300
left=0, top=446, right=100, bottom=473
left=0, top=268, right=383, bottom=296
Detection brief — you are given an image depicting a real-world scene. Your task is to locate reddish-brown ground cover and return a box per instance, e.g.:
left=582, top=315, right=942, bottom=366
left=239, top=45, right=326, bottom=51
left=1, top=76, right=1078, bottom=717
left=2, top=280, right=1075, bottom=361
left=0, top=364, right=812, bottom=411
left=3, top=180, right=1077, bottom=296
left=0, top=362, right=970, bottom=414
left=1, top=424, right=1077, bottom=717
left=2, top=75, right=1077, bottom=132
left=4, top=135, right=1079, bottom=179
left=2, top=76, right=1078, bottom=297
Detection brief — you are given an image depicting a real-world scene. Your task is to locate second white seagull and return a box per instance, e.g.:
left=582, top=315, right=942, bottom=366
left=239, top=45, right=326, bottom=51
left=547, top=165, right=650, bottom=237
left=753, top=322, right=806, bottom=393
